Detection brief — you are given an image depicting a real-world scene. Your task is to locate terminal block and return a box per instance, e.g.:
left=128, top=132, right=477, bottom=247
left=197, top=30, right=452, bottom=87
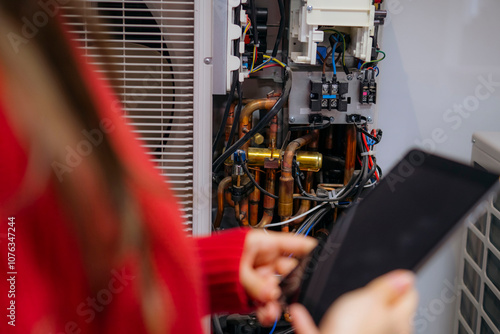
left=310, top=79, right=349, bottom=112
left=360, top=69, right=377, bottom=104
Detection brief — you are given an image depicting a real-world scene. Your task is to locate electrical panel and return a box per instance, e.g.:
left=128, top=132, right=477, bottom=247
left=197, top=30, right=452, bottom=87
left=211, top=0, right=387, bottom=332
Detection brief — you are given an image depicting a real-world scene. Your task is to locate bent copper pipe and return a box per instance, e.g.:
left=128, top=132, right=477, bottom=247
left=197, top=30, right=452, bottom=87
left=238, top=99, right=276, bottom=226
left=278, top=132, right=319, bottom=222
left=238, top=98, right=278, bottom=154
left=214, top=176, right=232, bottom=229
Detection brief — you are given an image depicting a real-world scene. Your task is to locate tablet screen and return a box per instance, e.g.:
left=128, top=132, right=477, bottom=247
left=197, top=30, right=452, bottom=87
left=299, top=150, right=499, bottom=325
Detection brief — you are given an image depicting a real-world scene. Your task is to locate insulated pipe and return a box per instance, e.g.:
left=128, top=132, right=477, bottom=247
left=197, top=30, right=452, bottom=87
left=214, top=176, right=232, bottom=229
left=279, top=132, right=319, bottom=222
left=225, top=191, right=234, bottom=207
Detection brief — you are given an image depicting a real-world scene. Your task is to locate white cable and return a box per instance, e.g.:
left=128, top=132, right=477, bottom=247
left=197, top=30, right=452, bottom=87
left=264, top=202, right=328, bottom=228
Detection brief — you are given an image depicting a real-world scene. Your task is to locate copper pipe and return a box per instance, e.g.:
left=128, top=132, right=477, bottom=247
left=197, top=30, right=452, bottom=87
left=290, top=131, right=318, bottom=225
left=325, top=126, right=334, bottom=151
left=224, top=102, right=237, bottom=145
left=279, top=132, right=319, bottom=220
left=238, top=99, right=278, bottom=154
left=249, top=169, right=261, bottom=226
left=344, top=125, right=357, bottom=184
left=290, top=171, right=313, bottom=224
left=256, top=115, right=278, bottom=228
left=239, top=198, right=249, bottom=226
left=214, top=176, right=232, bottom=229
left=257, top=169, right=276, bottom=228
left=237, top=99, right=276, bottom=226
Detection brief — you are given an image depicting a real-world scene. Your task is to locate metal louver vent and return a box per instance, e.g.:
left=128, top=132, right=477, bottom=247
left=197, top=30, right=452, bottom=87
left=63, top=0, right=211, bottom=235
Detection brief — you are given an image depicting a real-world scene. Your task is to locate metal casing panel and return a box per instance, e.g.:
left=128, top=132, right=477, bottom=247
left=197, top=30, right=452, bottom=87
left=288, top=68, right=376, bottom=125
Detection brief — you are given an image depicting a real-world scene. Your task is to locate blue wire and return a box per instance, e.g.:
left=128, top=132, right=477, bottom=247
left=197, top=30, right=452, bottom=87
left=269, top=318, right=278, bottom=334
left=305, top=224, right=314, bottom=236
left=332, top=42, right=338, bottom=75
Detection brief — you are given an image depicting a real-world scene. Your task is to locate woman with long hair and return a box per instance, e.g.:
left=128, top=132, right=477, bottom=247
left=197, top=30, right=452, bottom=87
left=0, top=1, right=417, bottom=333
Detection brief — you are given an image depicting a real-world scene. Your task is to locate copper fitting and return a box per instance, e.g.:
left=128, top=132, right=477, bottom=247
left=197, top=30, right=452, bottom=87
left=249, top=169, right=261, bottom=226
left=246, top=148, right=322, bottom=172
left=214, top=176, right=232, bottom=229
left=279, top=132, right=319, bottom=219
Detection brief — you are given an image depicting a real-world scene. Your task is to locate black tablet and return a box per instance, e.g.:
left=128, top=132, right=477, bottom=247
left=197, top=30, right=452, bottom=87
left=281, top=149, right=500, bottom=325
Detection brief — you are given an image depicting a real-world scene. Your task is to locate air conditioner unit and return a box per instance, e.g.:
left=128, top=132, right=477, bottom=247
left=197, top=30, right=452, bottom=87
left=63, top=0, right=213, bottom=237
left=455, top=132, right=500, bottom=334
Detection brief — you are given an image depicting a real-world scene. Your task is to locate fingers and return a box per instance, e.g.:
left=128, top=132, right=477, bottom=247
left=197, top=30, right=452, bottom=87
left=366, top=270, right=415, bottom=305
left=241, top=265, right=280, bottom=303
left=269, top=232, right=318, bottom=257
left=289, top=304, right=320, bottom=334
left=391, top=287, right=419, bottom=334
left=275, top=257, right=299, bottom=276
left=256, top=301, right=281, bottom=327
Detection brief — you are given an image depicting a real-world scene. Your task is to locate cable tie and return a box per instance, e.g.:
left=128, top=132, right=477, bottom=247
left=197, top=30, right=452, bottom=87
left=360, top=150, right=376, bottom=156
left=328, top=190, right=336, bottom=208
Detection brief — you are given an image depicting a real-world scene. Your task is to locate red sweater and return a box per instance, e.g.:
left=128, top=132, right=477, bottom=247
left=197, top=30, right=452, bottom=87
left=0, top=37, right=250, bottom=333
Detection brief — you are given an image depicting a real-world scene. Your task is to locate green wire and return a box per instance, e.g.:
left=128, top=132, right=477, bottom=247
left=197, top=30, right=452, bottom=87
left=360, top=50, right=386, bottom=70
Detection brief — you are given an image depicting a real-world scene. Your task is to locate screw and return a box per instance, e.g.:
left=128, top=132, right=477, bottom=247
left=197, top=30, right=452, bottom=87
left=347, top=74, right=353, bottom=81
left=203, top=57, right=212, bottom=65
left=289, top=116, right=296, bottom=123
left=472, top=139, right=476, bottom=144
left=329, top=116, right=335, bottom=123
left=307, top=5, right=313, bottom=12
left=367, top=116, right=373, bottom=123
left=357, top=74, right=363, bottom=80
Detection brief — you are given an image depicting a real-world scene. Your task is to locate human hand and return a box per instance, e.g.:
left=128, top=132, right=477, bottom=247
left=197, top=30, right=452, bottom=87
left=290, top=270, right=418, bottom=334
left=239, top=230, right=317, bottom=326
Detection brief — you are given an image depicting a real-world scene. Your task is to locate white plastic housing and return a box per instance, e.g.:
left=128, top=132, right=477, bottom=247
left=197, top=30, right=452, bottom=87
left=289, top=0, right=375, bottom=65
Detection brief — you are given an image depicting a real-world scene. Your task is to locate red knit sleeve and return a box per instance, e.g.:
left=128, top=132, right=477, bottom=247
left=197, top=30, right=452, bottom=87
left=194, top=228, right=253, bottom=314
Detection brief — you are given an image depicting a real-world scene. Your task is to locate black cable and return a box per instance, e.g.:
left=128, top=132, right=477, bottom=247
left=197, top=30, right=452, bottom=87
left=213, top=68, right=292, bottom=172
left=250, top=0, right=259, bottom=46
left=225, top=81, right=243, bottom=151
left=212, top=71, right=238, bottom=155
left=242, top=162, right=279, bottom=199
left=212, top=316, right=223, bottom=334
left=289, top=120, right=331, bottom=132
left=271, top=0, right=285, bottom=58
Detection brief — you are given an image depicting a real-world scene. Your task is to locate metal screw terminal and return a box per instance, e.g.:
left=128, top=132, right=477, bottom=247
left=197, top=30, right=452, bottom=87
left=347, top=74, right=353, bottom=81
left=307, top=5, right=313, bottom=12
left=203, top=57, right=212, bottom=65
left=289, top=116, right=296, bottom=123
left=367, top=116, right=373, bottom=123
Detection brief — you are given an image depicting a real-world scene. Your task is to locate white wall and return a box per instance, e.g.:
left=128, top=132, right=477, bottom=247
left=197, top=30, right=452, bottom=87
left=377, top=1, right=500, bottom=333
